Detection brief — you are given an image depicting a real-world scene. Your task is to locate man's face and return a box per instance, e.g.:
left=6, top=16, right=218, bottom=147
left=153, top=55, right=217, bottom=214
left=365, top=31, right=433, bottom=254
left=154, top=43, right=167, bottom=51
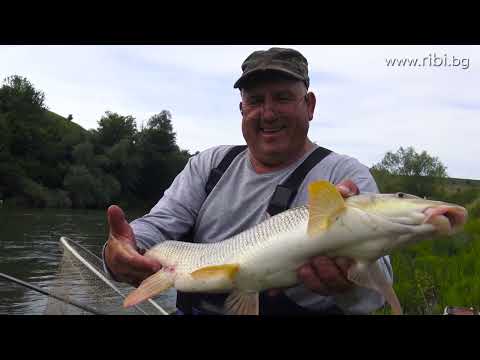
left=240, top=79, right=316, bottom=167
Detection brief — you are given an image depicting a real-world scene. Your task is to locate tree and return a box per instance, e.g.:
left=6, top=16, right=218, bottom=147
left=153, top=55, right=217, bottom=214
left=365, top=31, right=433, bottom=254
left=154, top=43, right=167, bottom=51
left=372, top=147, right=448, bottom=197
left=0, top=75, right=46, bottom=113
left=135, top=111, right=190, bottom=203
left=106, top=138, right=142, bottom=194
left=372, top=146, right=448, bottom=177
left=144, top=110, right=177, bottom=151
left=72, top=142, right=95, bottom=167
left=97, top=111, right=137, bottom=147
left=63, top=165, right=121, bottom=208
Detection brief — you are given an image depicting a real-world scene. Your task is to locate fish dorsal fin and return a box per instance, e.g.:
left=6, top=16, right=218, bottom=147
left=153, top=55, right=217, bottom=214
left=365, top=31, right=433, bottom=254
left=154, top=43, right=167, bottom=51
left=307, top=180, right=346, bottom=237
left=123, top=270, right=175, bottom=308
left=224, top=291, right=259, bottom=315
left=347, top=260, right=403, bottom=315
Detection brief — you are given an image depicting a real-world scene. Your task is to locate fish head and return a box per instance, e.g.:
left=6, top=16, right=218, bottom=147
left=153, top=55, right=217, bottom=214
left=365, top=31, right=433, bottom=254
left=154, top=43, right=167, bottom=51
left=346, top=192, right=468, bottom=237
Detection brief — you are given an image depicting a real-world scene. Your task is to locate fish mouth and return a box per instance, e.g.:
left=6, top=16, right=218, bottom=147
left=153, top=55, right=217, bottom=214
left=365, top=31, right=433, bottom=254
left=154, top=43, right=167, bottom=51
left=423, top=205, right=468, bottom=235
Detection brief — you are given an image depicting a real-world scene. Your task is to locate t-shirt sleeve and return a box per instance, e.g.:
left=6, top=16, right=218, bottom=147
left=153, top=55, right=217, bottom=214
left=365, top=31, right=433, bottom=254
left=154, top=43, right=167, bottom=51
left=329, top=156, right=379, bottom=194
left=129, top=146, right=231, bottom=250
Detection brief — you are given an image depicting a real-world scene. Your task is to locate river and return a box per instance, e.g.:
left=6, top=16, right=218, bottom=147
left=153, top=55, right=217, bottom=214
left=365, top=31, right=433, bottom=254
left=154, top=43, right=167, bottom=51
left=0, top=208, right=177, bottom=315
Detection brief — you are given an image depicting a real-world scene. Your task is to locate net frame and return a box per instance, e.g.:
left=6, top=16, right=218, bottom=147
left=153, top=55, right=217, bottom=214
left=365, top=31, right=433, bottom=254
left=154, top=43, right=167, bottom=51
left=44, top=236, right=175, bottom=315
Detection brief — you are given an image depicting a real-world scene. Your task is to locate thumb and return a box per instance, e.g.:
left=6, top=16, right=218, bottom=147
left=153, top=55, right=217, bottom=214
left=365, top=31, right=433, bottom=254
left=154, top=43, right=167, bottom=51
left=107, top=205, right=134, bottom=243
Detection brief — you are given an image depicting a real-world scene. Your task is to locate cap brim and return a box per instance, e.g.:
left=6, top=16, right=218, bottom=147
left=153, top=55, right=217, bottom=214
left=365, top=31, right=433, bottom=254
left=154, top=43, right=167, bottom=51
left=233, top=67, right=305, bottom=89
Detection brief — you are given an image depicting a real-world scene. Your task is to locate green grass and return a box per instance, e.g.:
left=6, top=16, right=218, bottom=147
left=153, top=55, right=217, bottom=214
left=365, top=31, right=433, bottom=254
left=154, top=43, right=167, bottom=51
left=372, top=217, right=480, bottom=315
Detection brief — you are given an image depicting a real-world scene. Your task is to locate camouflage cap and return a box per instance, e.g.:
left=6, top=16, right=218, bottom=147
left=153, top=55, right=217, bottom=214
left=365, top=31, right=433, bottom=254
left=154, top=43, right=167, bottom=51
left=234, top=47, right=309, bottom=89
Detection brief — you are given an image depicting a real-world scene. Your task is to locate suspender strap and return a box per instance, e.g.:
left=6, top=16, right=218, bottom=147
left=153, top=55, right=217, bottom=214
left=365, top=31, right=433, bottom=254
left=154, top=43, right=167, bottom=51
left=267, top=146, right=332, bottom=216
left=205, top=145, right=248, bottom=196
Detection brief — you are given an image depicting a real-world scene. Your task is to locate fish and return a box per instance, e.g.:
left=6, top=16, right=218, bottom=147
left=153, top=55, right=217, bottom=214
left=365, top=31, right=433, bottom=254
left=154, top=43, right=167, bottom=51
left=123, top=180, right=468, bottom=315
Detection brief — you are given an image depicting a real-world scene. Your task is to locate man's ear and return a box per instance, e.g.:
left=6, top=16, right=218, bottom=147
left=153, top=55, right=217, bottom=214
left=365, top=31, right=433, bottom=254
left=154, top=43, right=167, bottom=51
left=306, top=92, right=316, bottom=121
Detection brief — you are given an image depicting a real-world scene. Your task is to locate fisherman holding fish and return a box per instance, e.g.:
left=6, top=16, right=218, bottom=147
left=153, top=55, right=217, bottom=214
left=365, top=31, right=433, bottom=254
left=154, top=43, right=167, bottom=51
left=103, top=47, right=394, bottom=315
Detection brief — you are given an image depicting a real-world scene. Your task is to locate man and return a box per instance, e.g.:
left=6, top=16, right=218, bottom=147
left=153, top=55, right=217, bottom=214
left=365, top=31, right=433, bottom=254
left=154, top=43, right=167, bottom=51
left=104, top=47, right=392, bottom=315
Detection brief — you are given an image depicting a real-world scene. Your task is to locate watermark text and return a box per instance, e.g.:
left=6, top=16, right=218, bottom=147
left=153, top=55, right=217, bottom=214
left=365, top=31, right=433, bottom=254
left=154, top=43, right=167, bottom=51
left=385, top=53, right=470, bottom=70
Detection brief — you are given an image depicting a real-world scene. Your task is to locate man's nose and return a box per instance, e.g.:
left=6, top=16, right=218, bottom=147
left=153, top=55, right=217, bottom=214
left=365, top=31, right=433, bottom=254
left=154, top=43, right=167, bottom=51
left=260, top=100, right=276, bottom=120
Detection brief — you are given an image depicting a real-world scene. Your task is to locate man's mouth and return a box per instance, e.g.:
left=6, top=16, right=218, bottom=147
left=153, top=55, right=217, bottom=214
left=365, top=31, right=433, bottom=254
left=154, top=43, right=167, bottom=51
left=260, top=126, right=286, bottom=134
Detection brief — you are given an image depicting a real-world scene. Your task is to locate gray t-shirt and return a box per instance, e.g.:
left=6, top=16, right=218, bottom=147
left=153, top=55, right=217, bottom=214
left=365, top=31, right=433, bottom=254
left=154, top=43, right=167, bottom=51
left=129, top=144, right=393, bottom=314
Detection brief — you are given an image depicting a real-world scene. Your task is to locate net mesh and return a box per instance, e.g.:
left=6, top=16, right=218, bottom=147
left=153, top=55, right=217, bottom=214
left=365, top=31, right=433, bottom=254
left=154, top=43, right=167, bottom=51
left=44, top=237, right=177, bottom=315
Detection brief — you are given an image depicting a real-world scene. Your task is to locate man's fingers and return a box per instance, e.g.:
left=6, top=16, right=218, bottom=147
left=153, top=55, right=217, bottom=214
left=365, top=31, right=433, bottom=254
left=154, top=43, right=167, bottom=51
left=336, top=179, right=359, bottom=198
left=125, top=252, right=162, bottom=274
left=111, top=240, right=162, bottom=273
left=112, top=253, right=162, bottom=287
left=105, top=238, right=162, bottom=281
left=334, top=257, right=354, bottom=276
left=298, top=264, right=329, bottom=295
left=311, top=257, right=352, bottom=292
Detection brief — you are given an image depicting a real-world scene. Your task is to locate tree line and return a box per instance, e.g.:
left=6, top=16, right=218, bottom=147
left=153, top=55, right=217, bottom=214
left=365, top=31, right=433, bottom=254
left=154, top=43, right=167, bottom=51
left=1, top=74, right=478, bottom=214
left=0, top=75, right=193, bottom=210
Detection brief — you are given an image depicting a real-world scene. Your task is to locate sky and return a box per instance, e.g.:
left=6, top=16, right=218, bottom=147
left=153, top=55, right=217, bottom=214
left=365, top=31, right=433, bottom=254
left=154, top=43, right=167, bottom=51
left=1, top=45, right=479, bottom=180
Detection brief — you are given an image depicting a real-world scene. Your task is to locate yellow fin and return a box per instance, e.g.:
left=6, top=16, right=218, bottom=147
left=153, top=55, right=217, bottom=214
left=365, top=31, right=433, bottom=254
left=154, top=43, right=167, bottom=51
left=307, top=180, right=346, bottom=237
left=191, top=264, right=240, bottom=280
left=123, top=270, right=175, bottom=308
left=224, top=291, right=259, bottom=315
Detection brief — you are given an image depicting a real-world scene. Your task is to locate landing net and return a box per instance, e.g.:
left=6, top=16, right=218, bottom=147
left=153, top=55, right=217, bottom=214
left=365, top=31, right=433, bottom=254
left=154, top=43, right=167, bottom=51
left=44, top=236, right=177, bottom=315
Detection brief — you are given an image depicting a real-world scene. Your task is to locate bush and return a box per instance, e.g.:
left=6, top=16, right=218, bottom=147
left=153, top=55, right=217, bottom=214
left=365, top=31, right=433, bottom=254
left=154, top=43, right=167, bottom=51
left=63, top=165, right=121, bottom=208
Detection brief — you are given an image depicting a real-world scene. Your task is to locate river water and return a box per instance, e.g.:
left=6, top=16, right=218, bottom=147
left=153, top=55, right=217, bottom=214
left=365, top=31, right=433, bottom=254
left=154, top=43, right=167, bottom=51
left=0, top=208, right=177, bottom=315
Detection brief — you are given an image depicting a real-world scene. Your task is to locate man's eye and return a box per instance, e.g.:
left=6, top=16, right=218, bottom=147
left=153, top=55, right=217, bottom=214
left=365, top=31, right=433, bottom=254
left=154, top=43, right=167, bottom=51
left=247, top=98, right=263, bottom=105
left=275, top=95, right=294, bottom=103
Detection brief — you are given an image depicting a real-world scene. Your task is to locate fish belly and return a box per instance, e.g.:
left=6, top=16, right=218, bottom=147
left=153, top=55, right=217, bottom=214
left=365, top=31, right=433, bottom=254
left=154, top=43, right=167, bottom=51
left=145, top=206, right=321, bottom=293
left=232, top=227, right=313, bottom=291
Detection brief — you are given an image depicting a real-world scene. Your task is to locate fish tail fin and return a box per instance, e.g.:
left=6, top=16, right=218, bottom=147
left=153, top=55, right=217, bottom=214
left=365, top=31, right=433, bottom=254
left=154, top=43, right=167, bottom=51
left=123, top=270, right=175, bottom=308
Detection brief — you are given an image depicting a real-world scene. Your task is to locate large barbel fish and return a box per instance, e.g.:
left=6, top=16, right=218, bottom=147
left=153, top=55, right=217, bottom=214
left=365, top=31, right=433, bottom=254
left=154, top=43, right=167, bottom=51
left=124, top=180, right=468, bottom=315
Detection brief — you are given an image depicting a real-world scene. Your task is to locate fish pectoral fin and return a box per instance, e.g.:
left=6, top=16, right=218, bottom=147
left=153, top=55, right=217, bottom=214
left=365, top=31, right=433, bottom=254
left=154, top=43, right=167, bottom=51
left=224, top=291, right=259, bottom=315
left=123, top=270, right=175, bottom=308
left=347, top=260, right=403, bottom=315
left=307, top=180, right=346, bottom=237
left=190, top=263, right=240, bottom=280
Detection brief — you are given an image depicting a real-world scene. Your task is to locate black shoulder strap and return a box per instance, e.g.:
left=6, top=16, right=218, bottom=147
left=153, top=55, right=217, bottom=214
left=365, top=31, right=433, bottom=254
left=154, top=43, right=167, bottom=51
left=267, top=146, right=332, bottom=216
left=205, top=145, right=248, bottom=196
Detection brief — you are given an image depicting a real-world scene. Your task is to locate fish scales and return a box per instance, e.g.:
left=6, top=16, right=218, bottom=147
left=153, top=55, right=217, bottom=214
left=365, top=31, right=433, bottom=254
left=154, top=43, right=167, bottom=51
left=147, top=206, right=309, bottom=274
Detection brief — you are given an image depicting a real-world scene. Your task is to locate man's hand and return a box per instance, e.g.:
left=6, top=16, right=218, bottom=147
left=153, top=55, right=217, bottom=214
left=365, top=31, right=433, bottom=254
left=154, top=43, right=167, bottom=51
left=297, top=256, right=354, bottom=295
left=104, top=205, right=162, bottom=287
left=269, top=179, right=359, bottom=297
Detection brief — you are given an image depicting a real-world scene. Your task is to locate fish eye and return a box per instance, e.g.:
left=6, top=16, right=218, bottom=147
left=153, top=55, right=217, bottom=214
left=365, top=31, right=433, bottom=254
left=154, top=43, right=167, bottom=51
left=397, top=192, right=405, bottom=198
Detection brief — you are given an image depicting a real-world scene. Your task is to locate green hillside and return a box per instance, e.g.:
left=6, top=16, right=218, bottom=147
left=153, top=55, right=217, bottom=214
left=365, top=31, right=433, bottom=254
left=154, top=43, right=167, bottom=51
left=46, top=110, right=88, bottom=134
left=0, top=75, right=192, bottom=210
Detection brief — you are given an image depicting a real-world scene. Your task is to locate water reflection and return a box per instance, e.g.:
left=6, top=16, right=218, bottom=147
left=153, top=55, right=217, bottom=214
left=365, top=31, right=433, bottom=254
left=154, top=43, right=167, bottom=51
left=0, top=208, right=175, bottom=315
